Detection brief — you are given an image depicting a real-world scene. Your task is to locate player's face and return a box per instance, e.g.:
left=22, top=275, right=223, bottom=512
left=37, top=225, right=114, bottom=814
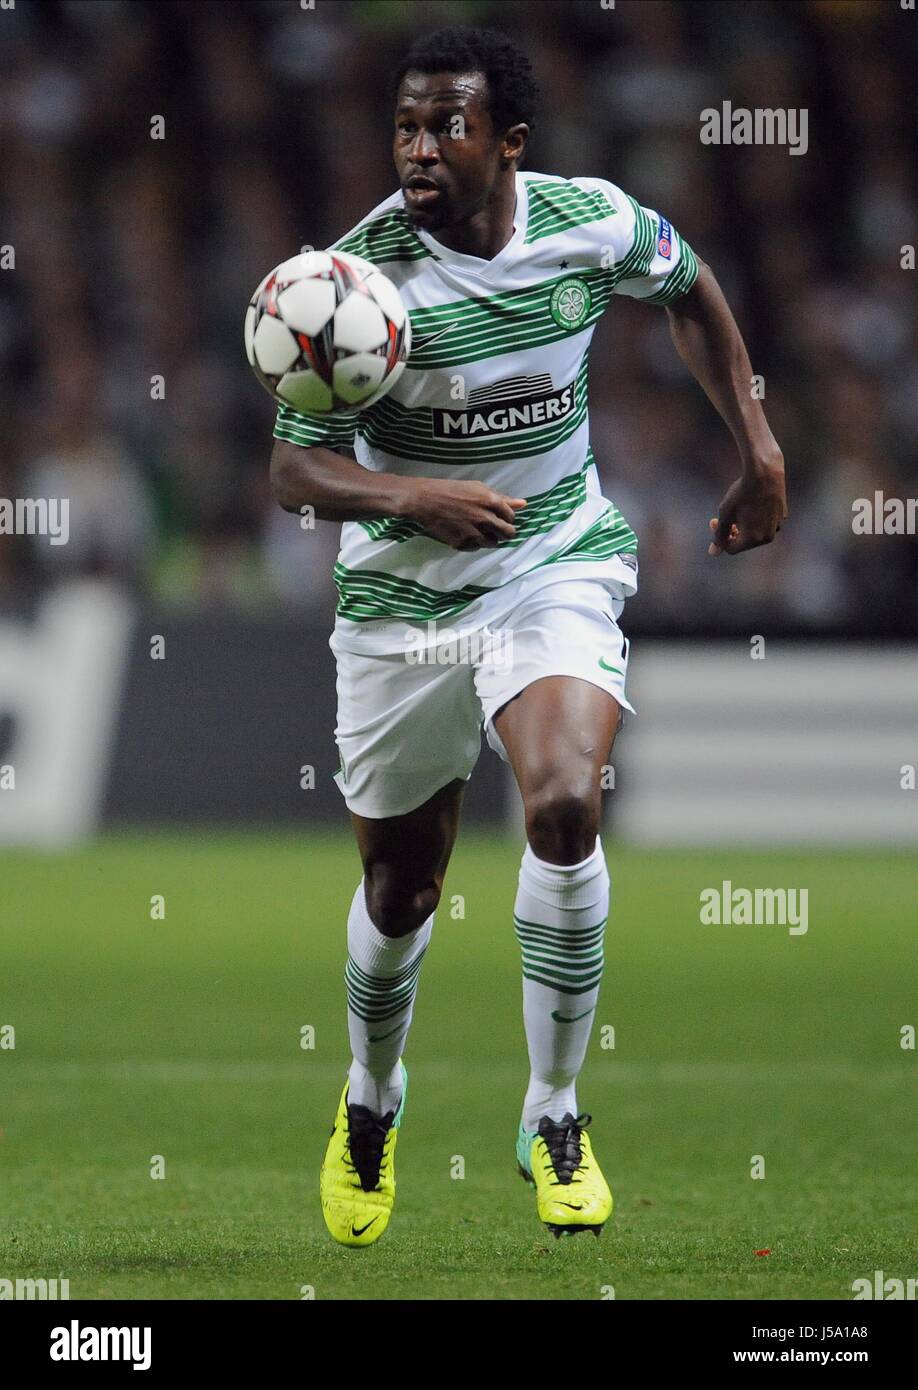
left=394, top=71, right=508, bottom=231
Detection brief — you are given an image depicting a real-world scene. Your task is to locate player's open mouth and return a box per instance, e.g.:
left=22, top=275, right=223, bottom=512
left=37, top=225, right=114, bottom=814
left=404, top=180, right=442, bottom=206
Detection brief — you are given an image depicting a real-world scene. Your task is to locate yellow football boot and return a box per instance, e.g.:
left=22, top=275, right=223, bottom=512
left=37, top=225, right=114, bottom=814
left=517, top=1111, right=613, bottom=1237
left=320, top=1063, right=407, bottom=1247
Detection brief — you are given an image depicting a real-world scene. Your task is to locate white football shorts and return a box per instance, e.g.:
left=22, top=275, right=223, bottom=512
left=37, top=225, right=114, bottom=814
left=329, top=573, right=635, bottom=819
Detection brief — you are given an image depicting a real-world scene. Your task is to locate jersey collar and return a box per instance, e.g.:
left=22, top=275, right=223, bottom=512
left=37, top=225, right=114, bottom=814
left=412, top=172, right=529, bottom=280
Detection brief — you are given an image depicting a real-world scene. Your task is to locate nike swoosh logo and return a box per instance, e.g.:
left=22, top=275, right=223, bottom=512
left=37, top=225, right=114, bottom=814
left=368, top=1023, right=402, bottom=1043
left=551, top=1007, right=594, bottom=1024
left=410, top=321, right=458, bottom=351
left=351, top=1217, right=379, bottom=1237
left=559, top=1202, right=583, bottom=1211
left=598, top=658, right=623, bottom=674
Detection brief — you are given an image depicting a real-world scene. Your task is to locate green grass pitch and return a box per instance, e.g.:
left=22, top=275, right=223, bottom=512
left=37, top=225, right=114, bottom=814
left=1, top=831, right=915, bottom=1300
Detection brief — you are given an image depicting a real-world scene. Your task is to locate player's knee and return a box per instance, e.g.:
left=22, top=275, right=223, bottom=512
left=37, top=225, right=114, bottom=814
left=364, top=866, right=442, bottom=937
left=524, top=782, right=599, bottom=864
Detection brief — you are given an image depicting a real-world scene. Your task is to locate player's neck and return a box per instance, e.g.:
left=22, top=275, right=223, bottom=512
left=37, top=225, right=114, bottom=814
left=430, top=178, right=518, bottom=261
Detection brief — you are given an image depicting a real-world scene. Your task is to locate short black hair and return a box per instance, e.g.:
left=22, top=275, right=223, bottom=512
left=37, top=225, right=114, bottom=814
left=392, top=26, right=539, bottom=136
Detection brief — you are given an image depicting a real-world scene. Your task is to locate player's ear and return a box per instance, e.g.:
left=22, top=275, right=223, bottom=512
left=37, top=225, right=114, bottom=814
left=502, top=123, right=529, bottom=164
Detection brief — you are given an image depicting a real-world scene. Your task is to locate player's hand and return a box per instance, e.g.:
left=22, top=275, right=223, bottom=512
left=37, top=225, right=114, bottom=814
left=708, top=457, right=787, bottom=556
left=403, top=478, right=527, bottom=550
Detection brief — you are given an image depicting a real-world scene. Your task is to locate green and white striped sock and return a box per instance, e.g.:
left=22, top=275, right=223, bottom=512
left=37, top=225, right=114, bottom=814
left=514, top=838, right=610, bottom=1131
left=345, top=880, right=431, bottom=1115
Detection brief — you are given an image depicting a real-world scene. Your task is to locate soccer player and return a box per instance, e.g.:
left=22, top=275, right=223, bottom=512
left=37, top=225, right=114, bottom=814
left=270, top=27, right=786, bottom=1244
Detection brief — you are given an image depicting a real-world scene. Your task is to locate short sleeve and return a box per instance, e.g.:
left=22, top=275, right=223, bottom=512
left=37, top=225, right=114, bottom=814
left=573, top=177, right=700, bottom=307
left=273, top=401, right=359, bottom=451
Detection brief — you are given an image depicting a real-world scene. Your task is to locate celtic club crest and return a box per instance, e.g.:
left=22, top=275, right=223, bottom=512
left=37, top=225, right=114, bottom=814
left=549, top=277, right=592, bottom=330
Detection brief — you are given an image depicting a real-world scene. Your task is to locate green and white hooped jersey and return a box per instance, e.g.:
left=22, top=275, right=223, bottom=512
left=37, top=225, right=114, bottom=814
left=273, top=171, right=699, bottom=652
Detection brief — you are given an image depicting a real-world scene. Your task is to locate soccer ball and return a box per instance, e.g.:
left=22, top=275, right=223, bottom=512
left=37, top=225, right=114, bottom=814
left=244, top=249, right=411, bottom=413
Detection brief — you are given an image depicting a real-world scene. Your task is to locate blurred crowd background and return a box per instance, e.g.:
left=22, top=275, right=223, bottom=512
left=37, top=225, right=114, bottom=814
left=1, top=0, right=916, bottom=634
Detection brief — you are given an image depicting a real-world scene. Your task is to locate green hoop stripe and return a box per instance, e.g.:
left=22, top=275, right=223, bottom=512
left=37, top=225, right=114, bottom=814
left=359, top=448, right=595, bottom=546
left=273, top=403, right=359, bottom=451
left=521, top=968, right=605, bottom=995
left=335, top=500, right=636, bottom=622
left=345, top=951, right=427, bottom=1023
left=515, top=913, right=606, bottom=993
left=524, top=181, right=617, bottom=244
left=642, top=234, right=700, bottom=305
left=335, top=210, right=434, bottom=265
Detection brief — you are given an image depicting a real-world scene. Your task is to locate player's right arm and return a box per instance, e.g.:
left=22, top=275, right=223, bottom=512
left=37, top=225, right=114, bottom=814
left=270, top=438, right=526, bottom=551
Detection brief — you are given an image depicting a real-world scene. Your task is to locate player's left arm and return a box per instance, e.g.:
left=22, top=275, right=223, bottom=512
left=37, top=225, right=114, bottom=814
left=665, top=261, right=787, bottom=556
